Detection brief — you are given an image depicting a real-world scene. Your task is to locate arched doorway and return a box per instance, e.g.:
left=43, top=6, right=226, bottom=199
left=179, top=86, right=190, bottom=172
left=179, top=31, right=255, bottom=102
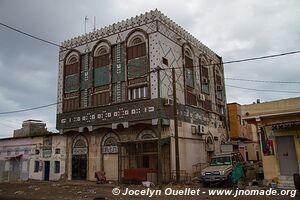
left=136, top=129, right=158, bottom=169
left=72, top=135, right=88, bottom=180
left=102, top=132, right=119, bottom=181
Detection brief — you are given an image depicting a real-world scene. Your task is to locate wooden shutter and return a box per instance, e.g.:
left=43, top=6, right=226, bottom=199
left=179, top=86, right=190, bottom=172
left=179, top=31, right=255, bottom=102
left=92, top=91, right=110, bottom=106
left=127, top=43, right=146, bottom=60
left=94, top=54, right=109, bottom=68
left=201, top=67, right=209, bottom=78
left=203, top=99, right=212, bottom=111
left=186, top=91, right=197, bottom=106
left=65, top=62, right=79, bottom=76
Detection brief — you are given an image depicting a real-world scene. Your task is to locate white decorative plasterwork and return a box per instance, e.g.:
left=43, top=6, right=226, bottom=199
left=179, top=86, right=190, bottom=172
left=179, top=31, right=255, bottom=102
left=59, top=9, right=219, bottom=62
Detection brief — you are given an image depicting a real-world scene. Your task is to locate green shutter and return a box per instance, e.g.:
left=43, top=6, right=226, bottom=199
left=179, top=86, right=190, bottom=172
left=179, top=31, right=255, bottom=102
left=128, top=57, right=147, bottom=79
left=185, top=68, right=194, bottom=87
left=94, top=66, right=110, bottom=86
left=64, top=74, right=79, bottom=93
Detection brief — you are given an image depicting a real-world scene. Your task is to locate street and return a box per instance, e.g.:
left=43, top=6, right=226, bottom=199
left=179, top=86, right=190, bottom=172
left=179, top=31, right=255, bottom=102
left=0, top=180, right=298, bottom=200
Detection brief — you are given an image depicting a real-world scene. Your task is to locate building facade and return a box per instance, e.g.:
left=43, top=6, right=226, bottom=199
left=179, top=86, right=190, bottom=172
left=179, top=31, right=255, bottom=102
left=227, top=103, right=260, bottom=161
left=56, top=10, right=228, bottom=183
left=13, top=119, right=47, bottom=138
left=0, top=134, right=66, bottom=182
left=242, top=97, right=300, bottom=188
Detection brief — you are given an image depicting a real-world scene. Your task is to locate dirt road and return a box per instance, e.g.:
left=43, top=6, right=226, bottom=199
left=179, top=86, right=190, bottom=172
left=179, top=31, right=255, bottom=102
left=0, top=180, right=298, bottom=200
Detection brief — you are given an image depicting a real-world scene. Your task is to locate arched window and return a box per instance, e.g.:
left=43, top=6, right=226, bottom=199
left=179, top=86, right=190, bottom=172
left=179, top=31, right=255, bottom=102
left=93, top=42, right=111, bottom=106
left=200, top=57, right=210, bottom=94
left=126, top=31, right=148, bottom=100
left=215, top=67, right=223, bottom=100
left=127, top=34, right=146, bottom=59
left=184, top=45, right=196, bottom=106
left=102, top=132, right=119, bottom=154
left=137, top=129, right=157, bottom=140
left=65, top=54, right=79, bottom=75
left=63, top=52, right=80, bottom=112
left=184, top=47, right=194, bottom=87
left=72, top=135, right=88, bottom=155
left=130, top=37, right=143, bottom=46
left=94, top=45, right=110, bottom=67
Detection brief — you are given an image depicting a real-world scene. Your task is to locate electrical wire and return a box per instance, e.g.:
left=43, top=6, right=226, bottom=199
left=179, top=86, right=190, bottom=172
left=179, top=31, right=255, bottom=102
left=226, top=85, right=300, bottom=94
left=1, top=21, right=300, bottom=68
left=1, top=21, right=300, bottom=114
left=0, top=102, right=61, bottom=115
left=225, top=78, right=300, bottom=84
left=0, top=22, right=61, bottom=48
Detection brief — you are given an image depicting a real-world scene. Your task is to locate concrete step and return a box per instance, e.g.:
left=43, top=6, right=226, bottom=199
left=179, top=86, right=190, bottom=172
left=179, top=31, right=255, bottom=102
left=278, top=176, right=295, bottom=189
left=279, top=175, right=294, bottom=181
left=278, top=181, right=295, bottom=189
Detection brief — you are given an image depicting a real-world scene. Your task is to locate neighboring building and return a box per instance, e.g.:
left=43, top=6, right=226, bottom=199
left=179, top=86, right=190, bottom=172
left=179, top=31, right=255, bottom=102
left=29, top=134, right=66, bottom=181
left=242, top=97, right=300, bottom=188
left=0, top=127, right=66, bottom=182
left=14, top=120, right=47, bottom=138
left=0, top=137, right=33, bottom=182
left=56, top=10, right=228, bottom=183
left=227, top=103, right=260, bottom=161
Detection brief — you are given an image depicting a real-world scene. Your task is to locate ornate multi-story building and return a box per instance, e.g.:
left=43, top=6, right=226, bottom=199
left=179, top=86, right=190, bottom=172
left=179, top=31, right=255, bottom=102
left=56, top=9, right=228, bottom=183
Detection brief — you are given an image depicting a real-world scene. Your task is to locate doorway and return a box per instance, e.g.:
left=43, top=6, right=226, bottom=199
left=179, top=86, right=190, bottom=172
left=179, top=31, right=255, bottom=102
left=72, top=135, right=88, bottom=180
left=276, top=136, right=299, bottom=175
left=72, top=155, right=87, bottom=180
left=44, top=161, right=50, bottom=181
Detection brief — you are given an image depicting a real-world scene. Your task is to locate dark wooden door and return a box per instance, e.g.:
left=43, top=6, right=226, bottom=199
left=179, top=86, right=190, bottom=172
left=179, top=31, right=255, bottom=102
left=44, top=161, right=50, bottom=181
left=72, top=155, right=87, bottom=180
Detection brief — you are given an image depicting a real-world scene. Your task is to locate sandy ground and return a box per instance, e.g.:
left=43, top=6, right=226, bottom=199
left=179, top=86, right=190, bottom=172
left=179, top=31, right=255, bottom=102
left=0, top=180, right=298, bottom=200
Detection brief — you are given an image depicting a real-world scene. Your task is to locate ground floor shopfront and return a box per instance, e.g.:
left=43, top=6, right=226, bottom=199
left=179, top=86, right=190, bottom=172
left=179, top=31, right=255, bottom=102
left=64, top=124, right=171, bottom=183
left=63, top=121, right=225, bottom=183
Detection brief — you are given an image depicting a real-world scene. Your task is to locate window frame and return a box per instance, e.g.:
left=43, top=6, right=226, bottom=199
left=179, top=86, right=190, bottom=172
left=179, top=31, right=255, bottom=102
left=34, top=161, right=39, bottom=173
left=54, top=161, right=60, bottom=174
left=128, top=85, right=148, bottom=101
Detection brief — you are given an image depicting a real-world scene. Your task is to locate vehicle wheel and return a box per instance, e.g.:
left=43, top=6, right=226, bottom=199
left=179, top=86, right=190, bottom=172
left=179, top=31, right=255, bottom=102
left=202, top=182, right=210, bottom=187
left=225, top=175, right=233, bottom=188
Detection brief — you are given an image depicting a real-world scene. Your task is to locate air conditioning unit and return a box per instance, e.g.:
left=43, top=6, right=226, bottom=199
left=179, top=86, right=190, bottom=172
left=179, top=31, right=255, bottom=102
left=164, top=98, right=173, bottom=106
left=198, top=125, right=206, bottom=134
left=197, top=93, right=206, bottom=101
left=202, top=77, right=209, bottom=85
left=217, top=85, right=223, bottom=91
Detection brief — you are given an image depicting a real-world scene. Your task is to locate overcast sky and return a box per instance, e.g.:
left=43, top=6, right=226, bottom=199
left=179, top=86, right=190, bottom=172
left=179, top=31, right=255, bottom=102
left=0, top=0, right=299, bottom=138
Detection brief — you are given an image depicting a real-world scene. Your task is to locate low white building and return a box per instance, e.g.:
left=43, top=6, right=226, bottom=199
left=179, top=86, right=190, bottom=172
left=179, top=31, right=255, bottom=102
left=29, top=134, right=66, bottom=181
left=0, top=133, right=66, bottom=182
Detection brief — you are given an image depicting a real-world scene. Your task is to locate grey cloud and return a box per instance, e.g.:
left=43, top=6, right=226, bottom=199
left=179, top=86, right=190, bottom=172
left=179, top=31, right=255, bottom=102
left=0, top=0, right=299, bottom=137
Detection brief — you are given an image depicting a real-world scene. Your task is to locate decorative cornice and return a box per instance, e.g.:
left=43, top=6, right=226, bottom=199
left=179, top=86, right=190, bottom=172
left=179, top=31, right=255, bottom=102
left=60, top=9, right=219, bottom=61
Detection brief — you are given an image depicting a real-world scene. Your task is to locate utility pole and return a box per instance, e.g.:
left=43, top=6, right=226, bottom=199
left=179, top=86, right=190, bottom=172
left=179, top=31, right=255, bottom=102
left=156, top=66, right=163, bottom=189
left=172, top=67, right=180, bottom=183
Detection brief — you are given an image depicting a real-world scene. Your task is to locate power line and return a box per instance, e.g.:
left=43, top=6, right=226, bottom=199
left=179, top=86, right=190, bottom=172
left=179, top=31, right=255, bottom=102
left=226, top=78, right=300, bottom=84
left=1, top=21, right=300, bottom=114
left=1, top=21, right=300, bottom=67
left=226, top=85, right=300, bottom=94
left=0, top=22, right=61, bottom=48
left=223, top=50, right=300, bottom=65
left=0, top=102, right=60, bottom=115
left=0, top=121, right=15, bottom=129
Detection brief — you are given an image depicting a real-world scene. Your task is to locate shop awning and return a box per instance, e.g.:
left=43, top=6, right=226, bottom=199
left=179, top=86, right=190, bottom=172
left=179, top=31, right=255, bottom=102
left=5, top=154, right=23, bottom=160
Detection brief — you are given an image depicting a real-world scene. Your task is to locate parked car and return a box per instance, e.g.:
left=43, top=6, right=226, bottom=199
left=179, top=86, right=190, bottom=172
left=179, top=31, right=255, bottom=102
left=200, top=152, right=246, bottom=187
